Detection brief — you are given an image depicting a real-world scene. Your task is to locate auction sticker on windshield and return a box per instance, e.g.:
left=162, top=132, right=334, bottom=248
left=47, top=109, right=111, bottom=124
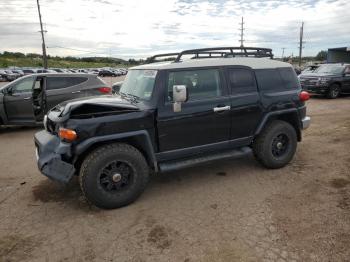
left=143, top=70, right=157, bottom=78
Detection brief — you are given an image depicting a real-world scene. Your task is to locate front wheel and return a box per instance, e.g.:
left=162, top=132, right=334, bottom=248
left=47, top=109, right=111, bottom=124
left=327, top=84, right=340, bottom=99
left=79, top=143, right=149, bottom=209
left=253, top=120, right=297, bottom=169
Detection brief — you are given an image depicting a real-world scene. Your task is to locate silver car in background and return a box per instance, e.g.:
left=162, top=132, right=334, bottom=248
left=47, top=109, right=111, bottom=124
left=0, top=73, right=111, bottom=126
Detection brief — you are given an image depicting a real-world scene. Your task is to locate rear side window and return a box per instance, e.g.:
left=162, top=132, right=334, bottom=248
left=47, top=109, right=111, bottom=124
left=255, top=69, right=283, bottom=91
left=46, top=77, right=88, bottom=90
left=255, top=68, right=299, bottom=91
left=277, top=68, right=300, bottom=89
left=227, top=68, right=257, bottom=93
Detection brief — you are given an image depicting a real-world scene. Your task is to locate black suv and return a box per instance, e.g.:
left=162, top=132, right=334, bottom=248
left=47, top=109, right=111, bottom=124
left=34, top=47, right=311, bottom=209
left=98, top=69, right=117, bottom=77
left=299, top=63, right=350, bottom=98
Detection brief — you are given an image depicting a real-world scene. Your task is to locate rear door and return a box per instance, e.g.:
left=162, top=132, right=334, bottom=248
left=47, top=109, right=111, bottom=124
left=157, top=68, right=231, bottom=157
left=225, top=67, right=263, bottom=140
left=45, top=76, right=89, bottom=110
left=4, top=76, right=36, bottom=122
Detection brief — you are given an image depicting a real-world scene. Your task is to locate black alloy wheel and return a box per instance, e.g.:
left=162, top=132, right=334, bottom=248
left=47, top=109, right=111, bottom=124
left=99, top=160, right=134, bottom=192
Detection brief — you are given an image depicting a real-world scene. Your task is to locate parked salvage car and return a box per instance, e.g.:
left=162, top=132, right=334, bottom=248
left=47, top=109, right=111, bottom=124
left=98, top=69, right=117, bottom=77
left=299, top=63, right=350, bottom=98
left=34, top=47, right=311, bottom=209
left=36, top=69, right=56, bottom=73
left=12, top=69, right=25, bottom=77
left=22, top=69, right=37, bottom=75
left=0, top=70, right=17, bottom=81
left=6, top=70, right=21, bottom=80
left=0, top=73, right=111, bottom=126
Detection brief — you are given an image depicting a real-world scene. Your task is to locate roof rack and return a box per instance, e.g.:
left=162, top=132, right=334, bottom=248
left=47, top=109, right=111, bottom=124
left=174, top=47, right=273, bottom=62
left=148, top=53, right=179, bottom=63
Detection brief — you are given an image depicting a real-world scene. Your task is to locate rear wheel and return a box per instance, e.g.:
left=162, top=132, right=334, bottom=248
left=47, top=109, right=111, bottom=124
left=327, top=84, right=340, bottom=99
left=79, top=143, right=149, bottom=209
left=253, top=120, right=297, bottom=169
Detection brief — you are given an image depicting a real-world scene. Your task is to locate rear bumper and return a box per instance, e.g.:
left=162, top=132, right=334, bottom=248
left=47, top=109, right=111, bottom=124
left=301, top=116, right=311, bottom=130
left=34, top=130, right=75, bottom=184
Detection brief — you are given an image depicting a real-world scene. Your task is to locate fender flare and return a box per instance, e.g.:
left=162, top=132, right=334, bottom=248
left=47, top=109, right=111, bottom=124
left=74, top=130, right=158, bottom=171
left=254, top=108, right=301, bottom=135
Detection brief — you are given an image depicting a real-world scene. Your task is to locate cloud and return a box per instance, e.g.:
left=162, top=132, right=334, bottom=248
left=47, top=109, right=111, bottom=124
left=0, top=0, right=349, bottom=58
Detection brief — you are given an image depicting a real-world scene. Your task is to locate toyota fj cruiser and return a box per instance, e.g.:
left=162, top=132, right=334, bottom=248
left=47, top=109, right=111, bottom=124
left=34, top=47, right=311, bottom=209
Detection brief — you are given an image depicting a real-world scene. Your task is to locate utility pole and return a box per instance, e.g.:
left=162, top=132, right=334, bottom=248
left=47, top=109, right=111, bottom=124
left=298, top=21, right=304, bottom=67
left=36, top=0, right=48, bottom=69
left=281, top=48, right=285, bottom=60
left=238, top=16, right=245, bottom=48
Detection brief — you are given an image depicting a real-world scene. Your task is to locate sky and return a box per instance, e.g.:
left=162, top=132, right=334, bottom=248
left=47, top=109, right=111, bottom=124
left=0, top=0, right=349, bottom=59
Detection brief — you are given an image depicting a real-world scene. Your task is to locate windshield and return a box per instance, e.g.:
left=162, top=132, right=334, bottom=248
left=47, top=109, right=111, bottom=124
left=119, top=69, right=157, bottom=101
left=314, top=64, right=344, bottom=74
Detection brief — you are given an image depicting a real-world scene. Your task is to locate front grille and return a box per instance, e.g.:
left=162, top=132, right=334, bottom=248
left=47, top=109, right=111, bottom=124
left=300, top=77, right=319, bottom=87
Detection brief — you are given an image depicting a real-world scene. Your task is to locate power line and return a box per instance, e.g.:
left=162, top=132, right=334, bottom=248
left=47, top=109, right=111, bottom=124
left=36, top=0, right=48, bottom=69
left=281, top=47, right=286, bottom=59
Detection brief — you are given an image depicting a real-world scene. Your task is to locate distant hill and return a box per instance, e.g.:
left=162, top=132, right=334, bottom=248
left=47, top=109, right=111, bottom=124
left=0, top=51, right=143, bottom=68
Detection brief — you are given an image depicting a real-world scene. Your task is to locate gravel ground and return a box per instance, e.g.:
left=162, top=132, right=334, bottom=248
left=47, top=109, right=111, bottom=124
left=0, top=91, right=349, bottom=262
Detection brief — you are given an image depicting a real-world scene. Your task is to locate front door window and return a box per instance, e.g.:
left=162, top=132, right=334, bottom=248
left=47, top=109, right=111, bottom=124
left=11, top=76, right=35, bottom=94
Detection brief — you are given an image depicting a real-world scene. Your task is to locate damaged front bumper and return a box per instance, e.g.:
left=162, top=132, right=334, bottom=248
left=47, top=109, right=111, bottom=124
left=34, top=130, right=75, bottom=184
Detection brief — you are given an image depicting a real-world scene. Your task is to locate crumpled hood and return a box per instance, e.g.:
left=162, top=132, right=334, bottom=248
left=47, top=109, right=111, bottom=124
left=50, top=95, right=140, bottom=121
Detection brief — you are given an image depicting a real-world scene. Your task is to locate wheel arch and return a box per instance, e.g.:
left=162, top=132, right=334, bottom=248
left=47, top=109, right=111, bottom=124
left=255, top=109, right=302, bottom=141
left=73, top=130, right=157, bottom=173
left=331, top=81, right=342, bottom=87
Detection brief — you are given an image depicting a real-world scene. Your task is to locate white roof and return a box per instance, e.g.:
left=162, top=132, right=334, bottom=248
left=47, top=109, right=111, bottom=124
left=131, top=57, right=293, bottom=70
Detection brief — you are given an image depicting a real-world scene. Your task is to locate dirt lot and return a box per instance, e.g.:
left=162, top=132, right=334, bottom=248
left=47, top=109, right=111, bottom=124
left=0, top=92, right=349, bottom=261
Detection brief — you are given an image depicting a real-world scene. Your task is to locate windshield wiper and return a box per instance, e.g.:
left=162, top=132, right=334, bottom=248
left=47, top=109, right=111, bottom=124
left=127, top=93, right=141, bottom=102
left=119, top=92, right=140, bottom=103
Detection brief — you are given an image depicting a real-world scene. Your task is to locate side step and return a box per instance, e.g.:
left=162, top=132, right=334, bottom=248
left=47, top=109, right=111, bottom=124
left=158, top=147, right=252, bottom=172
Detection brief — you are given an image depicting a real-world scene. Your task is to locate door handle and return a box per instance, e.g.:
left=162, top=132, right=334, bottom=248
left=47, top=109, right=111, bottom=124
left=213, top=105, right=231, bottom=112
left=71, top=91, right=81, bottom=94
left=23, top=97, right=31, bottom=100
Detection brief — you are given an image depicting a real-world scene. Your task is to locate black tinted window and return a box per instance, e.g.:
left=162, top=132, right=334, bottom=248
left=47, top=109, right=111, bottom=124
left=167, top=69, right=221, bottom=101
left=255, top=69, right=283, bottom=91
left=46, top=77, right=88, bottom=90
left=228, top=69, right=256, bottom=93
left=277, top=68, right=300, bottom=89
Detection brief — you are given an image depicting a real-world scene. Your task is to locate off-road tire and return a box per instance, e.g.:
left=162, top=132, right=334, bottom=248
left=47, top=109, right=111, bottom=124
left=79, top=143, right=149, bottom=209
left=327, top=84, right=340, bottom=99
left=253, top=120, right=297, bottom=169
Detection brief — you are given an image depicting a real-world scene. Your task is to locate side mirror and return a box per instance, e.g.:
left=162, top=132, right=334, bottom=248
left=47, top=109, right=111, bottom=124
left=173, top=85, right=188, bottom=112
left=112, top=81, right=123, bottom=94
left=5, top=88, right=12, bottom=95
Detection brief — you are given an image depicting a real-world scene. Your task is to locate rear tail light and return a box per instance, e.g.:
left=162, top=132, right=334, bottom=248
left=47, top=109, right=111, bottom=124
left=299, top=91, right=310, bottom=102
left=98, top=87, right=112, bottom=94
